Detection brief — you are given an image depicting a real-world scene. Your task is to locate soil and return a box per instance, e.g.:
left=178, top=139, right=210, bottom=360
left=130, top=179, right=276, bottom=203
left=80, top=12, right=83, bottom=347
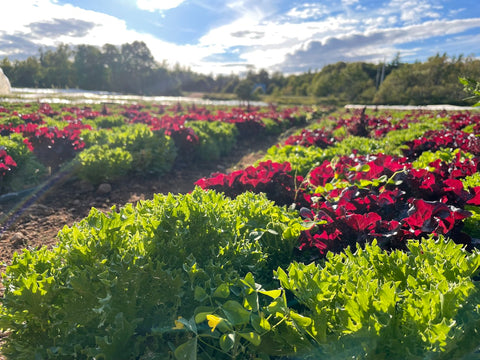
left=0, top=134, right=287, bottom=275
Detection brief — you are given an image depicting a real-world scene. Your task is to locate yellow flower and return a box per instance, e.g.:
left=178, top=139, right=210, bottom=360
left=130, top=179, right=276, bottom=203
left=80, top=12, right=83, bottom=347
left=206, top=314, right=222, bottom=332
left=173, top=317, right=185, bottom=330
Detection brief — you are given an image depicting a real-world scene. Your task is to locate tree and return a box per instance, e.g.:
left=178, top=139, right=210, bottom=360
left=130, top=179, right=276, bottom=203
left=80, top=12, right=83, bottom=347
left=74, top=45, right=109, bottom=90
left=460, top=77, right=480, bottom=106
left=11, top=57, right=42, bottom=87
left=102, top=43, right=122, bottom=91
left=38, top=44, right=74, bottom=88
left=118, top=41, right=156, bottom=94
left=374, top=54, right=480, bottom=105
left=234, top=79, right=256, bottom=106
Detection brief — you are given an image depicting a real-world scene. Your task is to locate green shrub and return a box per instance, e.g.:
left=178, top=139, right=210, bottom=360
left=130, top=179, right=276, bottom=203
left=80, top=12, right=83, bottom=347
left=0, top=188, right=304, bottom=359
left=275, top=236, right=480, bottom=359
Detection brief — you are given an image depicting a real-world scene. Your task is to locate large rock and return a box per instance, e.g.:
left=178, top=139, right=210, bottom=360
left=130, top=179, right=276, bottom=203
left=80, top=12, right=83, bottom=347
left=0, top=67, right=11, bottom=95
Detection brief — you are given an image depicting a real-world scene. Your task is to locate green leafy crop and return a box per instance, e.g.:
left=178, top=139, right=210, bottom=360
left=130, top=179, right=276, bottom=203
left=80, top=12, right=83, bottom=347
left=77, top=124, right=176, bottom=183
left=0, top=188, right=303, bottom=359
left=188, top=121, right=238, bottom=162
left=275, top=236, right=480, bottom=359
left=76, top=144, right=133, bottom=184
left=412, top=148, right=473, bottom=170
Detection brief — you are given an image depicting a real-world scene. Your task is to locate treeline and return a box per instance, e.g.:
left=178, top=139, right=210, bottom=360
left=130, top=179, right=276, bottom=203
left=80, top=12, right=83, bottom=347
left=266, top=54, right=480, bottom=105
left=1, top=41, right=480, bottom=105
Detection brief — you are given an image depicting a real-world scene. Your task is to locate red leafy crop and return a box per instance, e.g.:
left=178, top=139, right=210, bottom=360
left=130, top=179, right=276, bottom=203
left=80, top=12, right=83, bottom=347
left=38, top=103, right=59, bottom=116
left=195, top=161, right=307, bottom=207
left=23, top=124, right=89, bottom=171
left=344, top=212, right=382, bottom=232
left=447, top=112, right=480, bottom=132
left=0, top=148, right=17, bottom=177
left=61, top=106, right=100, bottom=120
left=21, top=113, right=44, bottom=124
left=284, top=129, right=334, bottom=148
left=295, top=149, right=480, bottom=260
left=309, top=160, right=336, bottom=187
left=427, top=152, right=480, bottom=179
left=403, top=199, right=470, bottom=235
left=403, top=130, right=480, bottom=159
left=467, top=187, right=480, bottom=206
left=307, top=154, right=410, bottom=188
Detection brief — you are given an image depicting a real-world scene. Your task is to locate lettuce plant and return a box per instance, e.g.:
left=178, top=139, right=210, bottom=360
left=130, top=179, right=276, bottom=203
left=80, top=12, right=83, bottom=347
left=76, top=144, right=133, bottom=184
left=0, top=188, right=303, bottom=359
left=78, top=124, right=176, bottom=181
left=188, top=121, right=238, bottom=162
left=275, top=236, right=480, bottom=359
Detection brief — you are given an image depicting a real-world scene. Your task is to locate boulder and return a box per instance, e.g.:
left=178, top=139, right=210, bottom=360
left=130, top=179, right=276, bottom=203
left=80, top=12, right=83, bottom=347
left=0, top=67, right=11, bottom=95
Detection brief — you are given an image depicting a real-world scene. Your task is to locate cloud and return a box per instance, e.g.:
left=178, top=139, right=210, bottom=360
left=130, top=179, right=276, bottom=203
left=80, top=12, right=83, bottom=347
left=286, top=3, right=330, bottom=20
left=342, top=0, right=359, bottom=6
left=382, top=0, right=443, bottom=24
left=279, top=18, right=480, bottom=73
left=0, top=32, right=41, bottom=58
left=28, top=19, right=95, bottom=39
left=231, top=31, right=265, bottom=40
left=136, top=0, right=187, bottom=12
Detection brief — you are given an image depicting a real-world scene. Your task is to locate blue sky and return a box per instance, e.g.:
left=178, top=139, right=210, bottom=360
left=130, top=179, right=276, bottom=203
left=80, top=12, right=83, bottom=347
left=0, top=0, right=479, bottom=75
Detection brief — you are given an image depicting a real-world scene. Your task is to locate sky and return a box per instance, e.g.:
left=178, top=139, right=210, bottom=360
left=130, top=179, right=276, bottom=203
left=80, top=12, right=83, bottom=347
left=0, top=0, right=479, bottom=76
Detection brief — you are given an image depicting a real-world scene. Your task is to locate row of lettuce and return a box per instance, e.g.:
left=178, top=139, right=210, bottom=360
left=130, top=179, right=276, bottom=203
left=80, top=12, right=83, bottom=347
left=0, top=102, right=308, bottom=192
left=2, top=106, right=480, bottom=359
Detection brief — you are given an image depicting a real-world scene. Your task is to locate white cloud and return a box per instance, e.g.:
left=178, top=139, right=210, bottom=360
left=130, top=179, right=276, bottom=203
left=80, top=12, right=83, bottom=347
left=286, top=3, right=330, bottom=20
left=0, top=0, right=203, bottom=70
left=278, top=18, right=480, bottom=72
left=136, top=0, right=187, bottom=12
left=382, top=0, right=443, bottom=24
left=342, top=0, right=359, bottom=6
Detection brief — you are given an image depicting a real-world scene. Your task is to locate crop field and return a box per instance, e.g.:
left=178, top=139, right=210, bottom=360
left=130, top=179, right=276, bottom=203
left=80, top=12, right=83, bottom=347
left=1, top=99, right=480, bottom=359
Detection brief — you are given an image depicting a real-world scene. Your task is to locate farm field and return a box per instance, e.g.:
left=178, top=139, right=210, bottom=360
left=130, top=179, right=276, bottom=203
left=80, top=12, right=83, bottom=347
left=0, top=101, right=307, bottom=263
left=1, top=99, right=480, bottom=359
